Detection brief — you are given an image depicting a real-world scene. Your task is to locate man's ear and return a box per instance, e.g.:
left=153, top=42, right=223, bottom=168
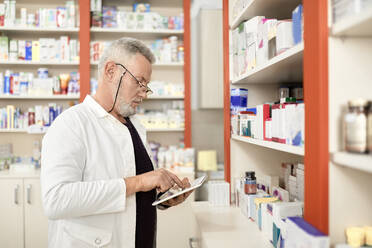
left=104, top=61, right=116, bottom=82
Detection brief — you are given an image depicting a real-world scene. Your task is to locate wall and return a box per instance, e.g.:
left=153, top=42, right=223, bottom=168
left=191, top=0, right=224, bottom=164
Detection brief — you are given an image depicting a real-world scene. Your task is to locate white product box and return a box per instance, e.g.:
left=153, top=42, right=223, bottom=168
left=243, top=16, right=264, bottom=72
left=257, top=19, right=277, bottom=66
left=276, top=20, right=294, bottom=54
left=285, top=217, right=329, bottom=248
left=60, top=36, right=70, bottom=61
left=17, top=40, right=25, bottom=60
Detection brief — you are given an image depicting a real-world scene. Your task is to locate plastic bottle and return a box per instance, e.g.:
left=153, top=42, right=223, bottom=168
left=244, top=171, right=257, bottom=194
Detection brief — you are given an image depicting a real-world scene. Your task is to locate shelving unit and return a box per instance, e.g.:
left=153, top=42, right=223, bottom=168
left=86, top=0, right=191, bottom=148
left=91, top=27, right=183, bottom=34
left=0, top=95, right=80, bottom=100
left=328, top=3, right=372, bottom=244
left=332, top=7, right=372, bottom=37
left=90, top=61, right=184, bottom=67
left=332, top=152, right=372, bottom=174
left=223, top=0, right=329, bottom=244
left=231, top=42, right=303, bottom=84
left=0, top=0, right=81, bottom=157
left=0, top=27, right=79, bottom=33
left=0, top=61, right=79, bottom=66
left=232, top=134, right=304, bottom=156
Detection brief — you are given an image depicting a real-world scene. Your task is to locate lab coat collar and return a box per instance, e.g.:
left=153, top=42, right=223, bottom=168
left=83, top=95, right=111, bottom=119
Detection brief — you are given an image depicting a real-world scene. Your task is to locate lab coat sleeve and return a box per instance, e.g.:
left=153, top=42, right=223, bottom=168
left=41, top=114, right=127, bottom=220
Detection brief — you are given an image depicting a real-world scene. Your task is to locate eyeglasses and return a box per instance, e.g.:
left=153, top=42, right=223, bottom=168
left=115, top=63, right=153, bottom=96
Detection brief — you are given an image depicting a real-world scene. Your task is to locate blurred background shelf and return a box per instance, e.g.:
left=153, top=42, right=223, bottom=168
left=0, top=61, right=79, bottom=66
left=332, top=7, right=372, bottom=37
left=146, top=96, right=184, bottom=100
left=0, top=26, right=79, bottom=33
left=0, top=95, right=80, bottom=100
left=332, top=152, right=372, bottom=174
left=146, top=128, right=184, bottom=132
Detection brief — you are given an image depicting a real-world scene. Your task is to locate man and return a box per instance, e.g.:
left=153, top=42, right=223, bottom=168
left=41, top=37, right=192, bottom=248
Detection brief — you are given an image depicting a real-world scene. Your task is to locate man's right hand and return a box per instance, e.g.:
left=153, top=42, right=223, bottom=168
left=124, top=169, right=184, bottom=196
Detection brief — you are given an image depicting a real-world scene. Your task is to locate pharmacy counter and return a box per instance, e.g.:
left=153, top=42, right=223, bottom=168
left=0, top=169, right=41, bottom=178
left=191, top=201, right=271, bottom=248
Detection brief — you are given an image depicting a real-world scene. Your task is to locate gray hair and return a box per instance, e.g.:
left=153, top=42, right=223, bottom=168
left=98, top=37, right=155, bottom=77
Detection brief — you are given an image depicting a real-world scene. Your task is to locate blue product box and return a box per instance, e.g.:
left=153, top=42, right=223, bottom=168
left=133, top=3, right=151, bottom=12
left=4, top=74, right=10, bottom=94
left=230, top=88, right=248, bottom=108
left=102, top=6, right=117, bottom=28
left=25, top=41, right=32, bottom=61
left=292, top=4, right=303, bottom=45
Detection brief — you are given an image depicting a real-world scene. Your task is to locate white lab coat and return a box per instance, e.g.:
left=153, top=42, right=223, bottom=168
left=41, top=95, right=153, bottom=248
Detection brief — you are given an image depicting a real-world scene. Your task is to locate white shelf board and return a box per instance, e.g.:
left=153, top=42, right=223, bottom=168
left=0, top=129, right=46, bottom=134
left=332, top=152, right=372, bottom=174
left=146, top=95, right=184, bottom=100
left=0, top=95, right=80, bottom=100
left=231, top=134, right=304, bottom=156
left=231, top=43, right=303, bottom=84
left=0, top=129, right=26, bottom=133
left=146, top=128, right=184, bottom=132
left=192, top=201, right=272, bottom=248
left=0, top=60, right=79, bottom=66
left=332, top=7, right=372, bottom=37
left=90, top=27, right=183, bottom=34
left=91, top=61, right=184, bottom=67
left=0, top=26, right=79, bottom=32
left=230, top=0, right=302, bottom=30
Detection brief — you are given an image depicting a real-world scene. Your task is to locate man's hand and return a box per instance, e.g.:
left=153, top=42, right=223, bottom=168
left=124, top=168, right=185, bottom=196
left=161, top=178, right=193, bottom=208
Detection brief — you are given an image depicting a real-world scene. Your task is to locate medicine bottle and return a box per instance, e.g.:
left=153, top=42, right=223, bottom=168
left=244, top=171, right=257, bottom=195
left=344, top=99, right=368, bottom=153
left=368, top=102, right=372, bottom=153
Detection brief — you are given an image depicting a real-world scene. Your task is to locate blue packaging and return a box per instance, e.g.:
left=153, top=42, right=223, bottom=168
left=4, top=71, right=11, bottom=94
left=25, top=41, right=32, bottom=61
left=49, top=105, right=55, bottom=124
left=133, top=3, right=150, bottom=12
left=230, top=88, right=248, bottom=108
left=292, top=4, right=303, bottom=45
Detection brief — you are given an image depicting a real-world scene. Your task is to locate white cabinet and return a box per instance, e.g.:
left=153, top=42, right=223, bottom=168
left=24, top=179, right=48, bottom=248
left=0, top=176, right=48, bottom=248
left=0, top=179, right=24, bottom=248
left=197, top=9, right=223, bottom=109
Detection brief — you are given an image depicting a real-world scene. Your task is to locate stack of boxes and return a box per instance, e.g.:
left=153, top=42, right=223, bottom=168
left=231, top=86, right=305, bottom=148
left=281, top=162, right=304, bottom=201
left=90, top=1, right=184, bottom=30
left=234, top=162, right=328, bottom=247
left=0, top=36, right=79, bottom=63
left=0, top=0, right=76, bottom=28
left=0, top=103, right=67, bottom=131
left=231, top=4, right=303, bottom=80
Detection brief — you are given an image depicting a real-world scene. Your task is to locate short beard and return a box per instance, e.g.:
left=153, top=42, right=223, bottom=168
left=118, top=100, right=136, bottom=117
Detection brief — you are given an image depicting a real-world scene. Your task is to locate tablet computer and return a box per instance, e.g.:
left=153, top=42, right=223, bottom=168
left=152, top=175, right=207, bottom=206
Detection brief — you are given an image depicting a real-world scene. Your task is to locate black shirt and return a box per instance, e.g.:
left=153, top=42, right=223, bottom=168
left=124, top=117, right=156, bottom=248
